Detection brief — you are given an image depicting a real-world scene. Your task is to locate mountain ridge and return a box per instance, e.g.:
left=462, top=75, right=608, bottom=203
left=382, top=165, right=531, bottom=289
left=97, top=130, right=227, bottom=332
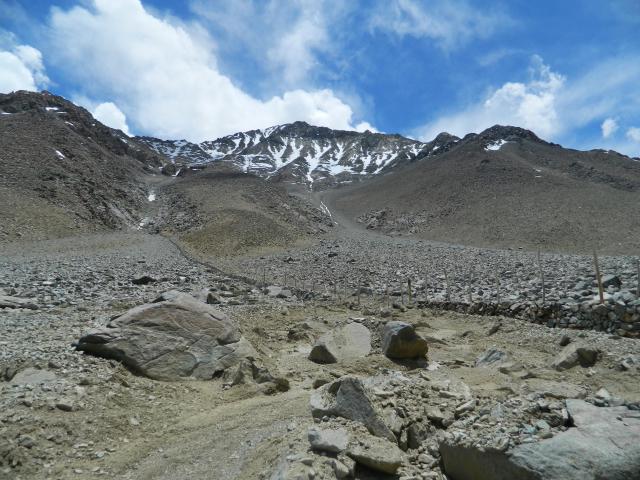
left=136, top=121, right=460, bottom=187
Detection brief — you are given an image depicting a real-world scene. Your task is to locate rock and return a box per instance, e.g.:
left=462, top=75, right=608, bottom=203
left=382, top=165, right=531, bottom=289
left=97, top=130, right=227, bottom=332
left=440, top=400, right=640, bottom=480
left=551, top=343, right=599, bottom=371
left=601, top=274, right=621, bottom=288
left=206, top=292, right=221, bottom=304
left=222, top=358, right=279, bottom=388
left=9, top=368, right=58, bottom=386
left=330, top=459, right=351, bottom=479
left=266, top=285, right=284, bottom=297
left=487, top=322, right=501, bottom=336
left=381, top=321, right=428, bottom=359
left=0, top=295, right=38, bottom=310
left=475, top=347, right=508, bottom=367
left=75, top=291, right=260, bottom=381
left=346, top=433, right=404, bottom=474
left=131, top=275, right=156, bottom=285
left=558, top=335, right=571, bottom=347
left=308, top=322, right=371, bottom=364
left=455, top=399, right=476, bottom=417
left=307, top=427, right=350, bottom=453
left=55, top=401, right=74, bottom=412
left=310, top=376, right=395, bottom=441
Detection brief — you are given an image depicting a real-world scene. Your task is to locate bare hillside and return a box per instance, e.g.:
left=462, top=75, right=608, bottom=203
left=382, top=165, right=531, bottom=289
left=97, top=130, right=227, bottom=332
left=326, top=125, right=640, bottom=254
left=0, top=91, right=164, bottom=242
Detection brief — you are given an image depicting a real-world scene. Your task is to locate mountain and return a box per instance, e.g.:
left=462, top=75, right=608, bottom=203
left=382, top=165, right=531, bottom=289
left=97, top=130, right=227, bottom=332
left=324, top=125, right=640, bottom=254
left=137, top=122, right=460, bottom=187
left=0, top=90, right=165, bottom=242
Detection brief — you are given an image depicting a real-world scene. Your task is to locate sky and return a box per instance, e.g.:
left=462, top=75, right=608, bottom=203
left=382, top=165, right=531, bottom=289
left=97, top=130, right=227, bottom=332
left=1, top=0, right=639, bottom=156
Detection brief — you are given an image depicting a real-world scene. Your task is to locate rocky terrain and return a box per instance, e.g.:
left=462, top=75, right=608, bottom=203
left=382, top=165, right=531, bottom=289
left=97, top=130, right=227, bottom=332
left=2, top=91, right=640, bottom=480
left=1, top=232, right=639, bottom=480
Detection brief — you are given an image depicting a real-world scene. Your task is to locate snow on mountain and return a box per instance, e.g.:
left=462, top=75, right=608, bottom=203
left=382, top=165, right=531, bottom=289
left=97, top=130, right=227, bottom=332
left=137, top=121, right=459, bottom=186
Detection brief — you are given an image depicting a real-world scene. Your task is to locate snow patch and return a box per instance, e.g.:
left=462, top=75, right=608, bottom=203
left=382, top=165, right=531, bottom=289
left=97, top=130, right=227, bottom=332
left=147, top=192, right=156, bottom=202
left=485, top=139, right=510, bottom=151
left=54, top=149, right=65, bottom=159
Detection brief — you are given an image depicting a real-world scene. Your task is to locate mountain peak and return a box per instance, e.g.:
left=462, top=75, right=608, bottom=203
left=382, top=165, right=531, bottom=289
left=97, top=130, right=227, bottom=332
left=478, top=125, right=544, bottom=143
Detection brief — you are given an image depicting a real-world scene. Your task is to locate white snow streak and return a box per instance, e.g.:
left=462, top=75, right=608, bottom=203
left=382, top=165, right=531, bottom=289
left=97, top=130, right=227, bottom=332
left=485, top=139, right=510, bottom=151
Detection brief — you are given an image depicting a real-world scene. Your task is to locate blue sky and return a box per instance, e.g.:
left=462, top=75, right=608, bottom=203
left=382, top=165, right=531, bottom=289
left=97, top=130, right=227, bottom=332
left=1, top=0, right=639, bottom=156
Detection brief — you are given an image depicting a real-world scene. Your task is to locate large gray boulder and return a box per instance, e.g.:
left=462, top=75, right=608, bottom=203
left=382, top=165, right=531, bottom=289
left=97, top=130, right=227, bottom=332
left=308, top=322, right=371, bottom=364
left=382, top=321, right=428, bottom=359
left=440, top=400, right=640, bottom=480
left=310, top=376, right=395, bottom=441
left=75, top=291, right=258, bottom=381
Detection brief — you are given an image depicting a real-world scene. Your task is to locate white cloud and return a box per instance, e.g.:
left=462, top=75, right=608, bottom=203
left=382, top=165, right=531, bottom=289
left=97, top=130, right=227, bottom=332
left=191, top=0, right=347, bottom=88
left=92, top=102, right=131, bottom=135
left=267, top=14, right=328, bottom=85
left=0, top=43, right=48, bottom=93
left=47, top=0, right=372, bottom=141
left=369, top=0, right=512, bottom=50
left=627, top=127, right=640, bottom=143
left=415, top=54, right=640, bottom=151
left=417, top=55, right=564, bottom=140
left=601, top=118, right=618, bottom=138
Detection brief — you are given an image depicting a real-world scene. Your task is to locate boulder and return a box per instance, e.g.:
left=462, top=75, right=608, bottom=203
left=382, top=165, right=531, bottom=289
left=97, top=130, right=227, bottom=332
left=440, top=400, right=640, bottom=480
left=0, top=295, right=38, bottom=310
left=601, top=274, right=621, bottom=288
left=475, top=347, right=508, bottom=367
left=75, top=291, right=258, bottom=381
left=381, top=321, right=428, bottom=359
left=346, top=433, right=405, bottom=474
left=551, top=343, right=599, bottom=371
left=310, top=376, right=395, bottom=441
left=131, top=275, right=156, bottom=285
left=308, top=427, right=350, bottom=453
left=308, top=322, right=371, bottom=364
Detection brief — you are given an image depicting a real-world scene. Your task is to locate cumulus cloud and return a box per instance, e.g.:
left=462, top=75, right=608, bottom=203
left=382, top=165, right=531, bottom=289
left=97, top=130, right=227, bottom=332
left=415, top=53, right=640, bottom=148
left=601, top=118, right=618, bottom=138
left=369, top=0, right=512, bottom=50
left=191, top=0, right=350, bottom=88
left=92, top=102, right=131, bottom=135
left=0, top=43, right=48, bottom=93
left=627, top=127, right=640, bottom=143
left=47, top=0, right=372, bottom=141
left=417, top=55, right=564, bottom=140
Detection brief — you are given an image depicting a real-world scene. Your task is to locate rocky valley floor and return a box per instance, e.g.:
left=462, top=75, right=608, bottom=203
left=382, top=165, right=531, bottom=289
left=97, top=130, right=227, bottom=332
left=1, top=229, right=639, bottom=480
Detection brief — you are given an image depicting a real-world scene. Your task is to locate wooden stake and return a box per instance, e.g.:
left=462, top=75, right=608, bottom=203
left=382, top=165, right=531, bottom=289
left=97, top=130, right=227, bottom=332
left=407, top=278, right=412, bottom=304
left=495, top=270, right=501, bottom=304
left=636, top=258, right=639, bottom=298
left=537, top=249, right=546, bottom=306
left=593, top=250, right=604, bottom=304
left=444, top=269, right=450, bottom=302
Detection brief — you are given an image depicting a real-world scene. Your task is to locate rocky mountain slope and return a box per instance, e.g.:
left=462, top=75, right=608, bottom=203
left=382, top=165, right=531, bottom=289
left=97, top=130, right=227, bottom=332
left=325, top=125, right=640, bottom=254
left=0, top=91, right=166, bottom=242
left=138, top=122, right=460, bottom=187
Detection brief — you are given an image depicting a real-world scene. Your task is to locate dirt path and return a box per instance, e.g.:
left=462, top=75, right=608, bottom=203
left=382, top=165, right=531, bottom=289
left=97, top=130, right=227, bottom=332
left=117, top=388, right=310, bottom=480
